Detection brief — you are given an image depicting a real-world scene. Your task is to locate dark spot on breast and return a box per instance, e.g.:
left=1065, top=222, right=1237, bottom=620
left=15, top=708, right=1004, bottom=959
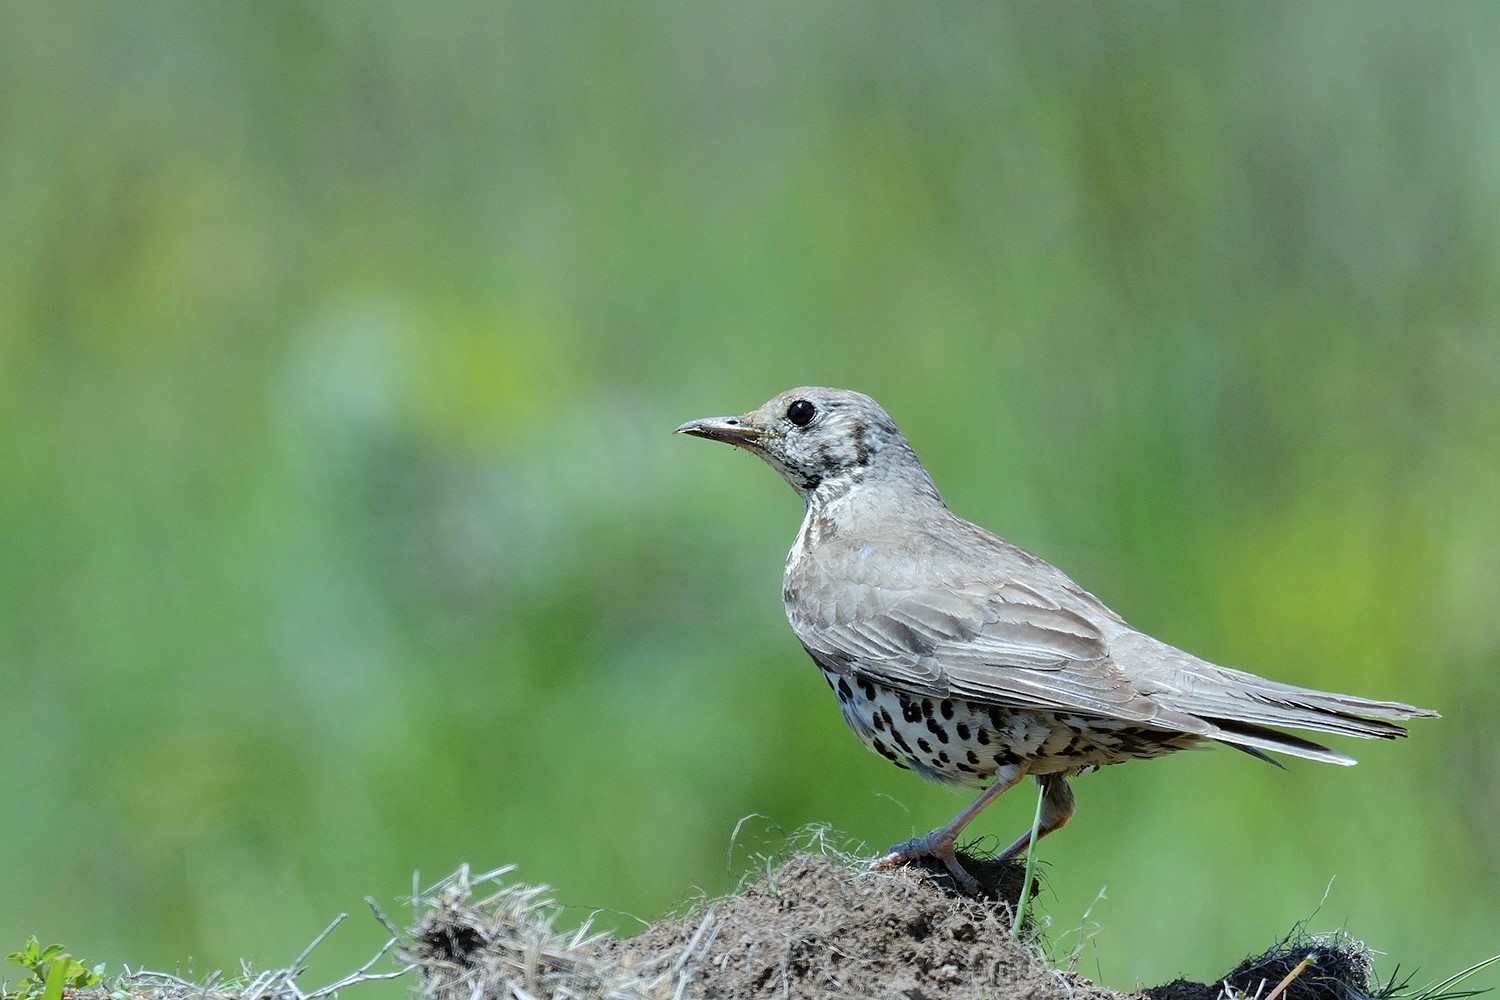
left=955, top=722, right=971, bottom=741
left=891, top=729, right=914, bottom=754
left=925, top=717, right=950, bottom=743
left=976, top=728, right=992, bottom=745
left=921, top=699, right=934, bottom=719
left=802, top=510, right=835, bottom=547
left=917, top=737, right=933, bottom=755
left=836, top=678, right=852, bottom=701
left=993, top=749, right=1021, bottom=767
left=966, top=750, right=980, bottom=765
left=872, top=738, right=901, bottom=763
left=937, top=751, right=950, bottom=765
left=955, top=762, right=976, bottom=774
left=988, top=707, right=1008, bottom=730
left=940, top=699, right=955, bottom=720
left=902, top=700, right=922, bottom=724
left=857, top=678, right=876, bottom=700
left=872, top=712, right=886, bottom=732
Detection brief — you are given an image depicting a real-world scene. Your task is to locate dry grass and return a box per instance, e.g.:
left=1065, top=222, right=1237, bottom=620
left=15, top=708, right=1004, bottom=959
left=50, top=835, right=1408, bottom=1000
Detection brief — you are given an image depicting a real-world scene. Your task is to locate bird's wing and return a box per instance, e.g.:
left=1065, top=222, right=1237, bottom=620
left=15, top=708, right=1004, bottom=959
left=790, top=576, right=1182, bottom=725
left=786, top=521, right=1436, bottom=755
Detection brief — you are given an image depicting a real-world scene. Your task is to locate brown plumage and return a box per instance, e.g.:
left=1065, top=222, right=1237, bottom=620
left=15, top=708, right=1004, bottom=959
left=677, top=387, right=1437, bottom=891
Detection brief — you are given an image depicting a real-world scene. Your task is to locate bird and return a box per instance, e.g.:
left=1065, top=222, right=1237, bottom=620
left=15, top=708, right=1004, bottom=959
left=675, top=386, right=1438, bottom=892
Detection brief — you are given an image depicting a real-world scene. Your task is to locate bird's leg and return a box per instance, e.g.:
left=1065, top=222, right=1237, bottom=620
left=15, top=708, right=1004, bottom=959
left=997, top=774, right=1075, bottom=860
left=874, top=767, right=1026, bottom=892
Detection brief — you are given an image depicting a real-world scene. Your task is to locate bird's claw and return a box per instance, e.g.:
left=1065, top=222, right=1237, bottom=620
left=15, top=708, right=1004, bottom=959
left=872, top=835, right=984, bottom=895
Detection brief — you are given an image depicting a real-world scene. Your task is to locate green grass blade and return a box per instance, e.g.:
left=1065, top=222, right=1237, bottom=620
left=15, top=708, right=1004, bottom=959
left=1010, top=783, right=1045, bottom=941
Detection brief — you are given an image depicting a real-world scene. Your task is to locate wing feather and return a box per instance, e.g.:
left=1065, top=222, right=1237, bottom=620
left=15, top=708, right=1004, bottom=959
left=790, top=575, right=1174, bottom=722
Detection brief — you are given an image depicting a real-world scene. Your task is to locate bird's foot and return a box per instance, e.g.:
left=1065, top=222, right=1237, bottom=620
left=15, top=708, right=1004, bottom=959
left=873, top=833, right=983, bottom=895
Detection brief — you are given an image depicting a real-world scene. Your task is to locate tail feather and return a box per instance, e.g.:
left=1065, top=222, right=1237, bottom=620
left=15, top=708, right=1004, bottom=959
left=1117, top=631, right=1440, bottom=763
left=1186, top=667, right=1438, bottom=739
left=1206, top=717, right=1358, bottom=766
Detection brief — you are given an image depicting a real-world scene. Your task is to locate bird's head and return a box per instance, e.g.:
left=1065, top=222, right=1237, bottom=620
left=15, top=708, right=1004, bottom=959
left=675, top=386, right=941, bottom=504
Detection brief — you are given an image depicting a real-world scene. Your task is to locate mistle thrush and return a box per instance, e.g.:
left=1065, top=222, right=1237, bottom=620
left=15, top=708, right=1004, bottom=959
left=677, top=387, right=1437, bottom=892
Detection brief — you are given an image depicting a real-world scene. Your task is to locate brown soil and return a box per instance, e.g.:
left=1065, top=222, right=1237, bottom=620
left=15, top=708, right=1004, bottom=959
left=407, top=846, right=1377, bottom=1000
left=66, top=842, right=1382, bottom=1000
left=597, top=852, right=1100, bottom=1000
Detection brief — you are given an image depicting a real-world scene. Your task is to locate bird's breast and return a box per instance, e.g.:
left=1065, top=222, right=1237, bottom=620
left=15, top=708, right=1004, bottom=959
left=822, top=668, right=1203, bottom=786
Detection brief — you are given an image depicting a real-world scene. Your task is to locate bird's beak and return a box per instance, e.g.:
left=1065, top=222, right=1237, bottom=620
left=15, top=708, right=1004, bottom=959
left=674, top=415, right=766, bottom=449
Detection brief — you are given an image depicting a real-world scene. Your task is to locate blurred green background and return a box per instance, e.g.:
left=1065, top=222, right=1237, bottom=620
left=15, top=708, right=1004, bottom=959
left=3, top=2, right=1497, bottom=994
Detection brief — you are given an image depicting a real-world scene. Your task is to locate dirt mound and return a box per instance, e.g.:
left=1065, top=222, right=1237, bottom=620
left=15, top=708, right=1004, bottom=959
left=599, top=852, right=1092, bottom=1000
left=406, top=847, right=1381, bottom=1000
left=56, top=842, right=1390, bottom=1000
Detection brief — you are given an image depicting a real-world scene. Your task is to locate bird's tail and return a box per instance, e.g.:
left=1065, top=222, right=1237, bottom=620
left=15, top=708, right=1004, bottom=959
left=1117, top=632, right=1440, bottom=765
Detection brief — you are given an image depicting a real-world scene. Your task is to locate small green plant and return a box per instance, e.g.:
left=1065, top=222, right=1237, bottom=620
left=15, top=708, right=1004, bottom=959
left=1377, top=954, right=1500, bottom=1000
left=1009, top=782, right=1045, bottom=941
left=3, top=938, right=103, bottom=1000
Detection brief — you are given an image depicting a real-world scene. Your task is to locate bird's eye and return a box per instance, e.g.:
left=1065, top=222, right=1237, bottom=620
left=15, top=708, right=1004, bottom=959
left=786, top=399, right=816, bottom=426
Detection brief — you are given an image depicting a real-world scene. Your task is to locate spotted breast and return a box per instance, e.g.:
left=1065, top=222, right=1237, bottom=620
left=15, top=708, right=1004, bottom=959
left=823, top=670, right=1203, bottom=790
